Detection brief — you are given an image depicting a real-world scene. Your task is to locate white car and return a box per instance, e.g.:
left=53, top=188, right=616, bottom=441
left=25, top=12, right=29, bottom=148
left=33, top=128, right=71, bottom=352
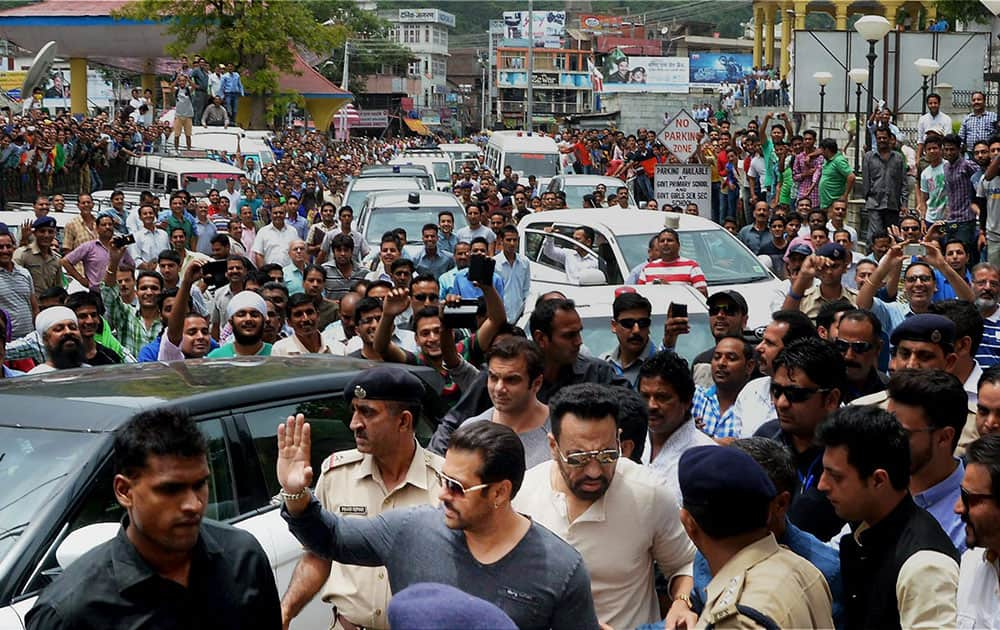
left=517, top=209, right=785, bottom=329
left=516, top=284, right=715, bottom=366
left=356, top=190, right=468, bottom=252
left=343, top=174, right=430, bottom=212
left=546, top=175, right=638, bottom=208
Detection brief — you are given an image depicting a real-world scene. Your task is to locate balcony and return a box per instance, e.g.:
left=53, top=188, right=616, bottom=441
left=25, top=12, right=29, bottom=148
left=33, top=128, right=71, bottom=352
left=497, top=100, right=587, bottom=115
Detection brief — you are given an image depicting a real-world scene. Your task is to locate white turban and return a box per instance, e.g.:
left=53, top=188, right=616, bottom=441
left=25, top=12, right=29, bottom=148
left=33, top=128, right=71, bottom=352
left=35, top=306, right=77, bottom=340
left=226, top=290, right=268, bottom=321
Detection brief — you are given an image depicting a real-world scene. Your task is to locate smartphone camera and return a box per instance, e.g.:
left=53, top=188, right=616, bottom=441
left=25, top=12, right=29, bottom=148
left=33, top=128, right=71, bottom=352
left=111, top=233, right=136, bottom=248
left=903, top=243, right=926, bottom=258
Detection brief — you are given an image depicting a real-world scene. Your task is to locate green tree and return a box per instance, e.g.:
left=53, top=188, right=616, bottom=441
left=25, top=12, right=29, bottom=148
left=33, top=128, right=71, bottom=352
left=115, top=0, right=343, bottom=128
left=934, top=0, right=991, bottom=25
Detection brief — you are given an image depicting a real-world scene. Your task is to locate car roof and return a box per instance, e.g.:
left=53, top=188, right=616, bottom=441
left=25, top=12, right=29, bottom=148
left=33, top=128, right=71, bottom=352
left=128, top=155, right=245, bottom=174
left=519, top=208, right=718, bottom=235
left=360, top=165, right=429, bottom=176
left=487, top=132, right=559, bottom=151
left=364, top=190, right=462, bottom=207
left=517, top=284, right=708, bottom=325
left=350, top=177, right=425, bottom=191
left=0, top=210, right=76, bottom=226
left=0, top=356, right=435, bottom=433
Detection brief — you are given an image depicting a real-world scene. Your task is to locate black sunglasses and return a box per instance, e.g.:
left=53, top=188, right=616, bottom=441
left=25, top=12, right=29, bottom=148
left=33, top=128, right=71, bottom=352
left=434, top=470, right=490, bottom=497
left=770, top=383, right=830, bottom=403
left=412, top=293, right=437, bottom=302
left=961, top=487, right=994, bottom=505
left=833, top=338, right=875, bottom=354
left=709, top=305, right=738, bottom=316
left=616, top=317, right=651, bottom=330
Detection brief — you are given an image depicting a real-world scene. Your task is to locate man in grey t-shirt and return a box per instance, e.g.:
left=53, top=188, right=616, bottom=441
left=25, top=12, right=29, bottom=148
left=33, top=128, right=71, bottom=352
left=279, top=416, right=599, bottom=630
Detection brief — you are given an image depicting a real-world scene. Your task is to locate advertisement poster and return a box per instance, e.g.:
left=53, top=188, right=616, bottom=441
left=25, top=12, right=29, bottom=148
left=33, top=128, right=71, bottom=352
left=502, top=11, right=566, bottom=48
left=602, top=50, right=689, bottom=93
left=689, top=52, right=753, bottom=86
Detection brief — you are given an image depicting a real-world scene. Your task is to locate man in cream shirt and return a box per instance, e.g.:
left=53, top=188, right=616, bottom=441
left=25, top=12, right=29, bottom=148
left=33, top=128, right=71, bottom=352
left=513, top=383, right=696, bottom=630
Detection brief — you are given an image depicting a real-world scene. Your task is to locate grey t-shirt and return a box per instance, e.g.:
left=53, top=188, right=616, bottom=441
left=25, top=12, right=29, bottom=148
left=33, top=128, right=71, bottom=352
left=464, top=408, right=552, bottom=469
left=978, top=175, right=1000, bottom=237
left=283, top=500, right=598, bottom=630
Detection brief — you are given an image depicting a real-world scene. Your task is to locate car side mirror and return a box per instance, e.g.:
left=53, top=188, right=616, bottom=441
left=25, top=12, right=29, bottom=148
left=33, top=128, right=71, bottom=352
left=578, top=268, right=606, bottom=286
left=756, top=254, right=773, bottom=271
left=56, top=523, right=119, bottom=569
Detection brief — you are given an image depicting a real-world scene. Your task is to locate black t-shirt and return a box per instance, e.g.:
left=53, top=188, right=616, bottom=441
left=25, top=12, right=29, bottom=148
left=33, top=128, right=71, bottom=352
left=88, top=343, right=122, bottom=366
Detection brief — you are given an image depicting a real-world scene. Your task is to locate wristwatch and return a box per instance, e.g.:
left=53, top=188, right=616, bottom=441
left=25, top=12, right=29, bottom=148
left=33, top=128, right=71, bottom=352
left=279, top=488, right=309, bottom=502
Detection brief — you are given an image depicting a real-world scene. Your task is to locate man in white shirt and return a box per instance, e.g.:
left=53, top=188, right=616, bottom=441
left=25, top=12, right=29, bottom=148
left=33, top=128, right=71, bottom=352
left=272, top=293, right=344, bottom=356
left=454, top=204, right=495, bottom=246
left=220, top=177, right=242, bottom=211
left=956, top=434, right=1000, bottom=629
left=917, top=93, right=953, bottom=162
left=251, top=206, right=298, bottom=267
left=129, top=204, right=170, bottom=271
left=28, top=307, right=87, bottom=374
left=514, top=382, right=697, bottom=630
left=541, top=225, right=600, bottom=284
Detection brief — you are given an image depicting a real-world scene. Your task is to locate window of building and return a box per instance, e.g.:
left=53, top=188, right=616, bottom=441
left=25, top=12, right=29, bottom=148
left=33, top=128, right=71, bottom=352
left=408, top=61, right=420, bottom=76
left=404, top=25, right=419, bottom=44
left=554, top=54, right=566, bottom=70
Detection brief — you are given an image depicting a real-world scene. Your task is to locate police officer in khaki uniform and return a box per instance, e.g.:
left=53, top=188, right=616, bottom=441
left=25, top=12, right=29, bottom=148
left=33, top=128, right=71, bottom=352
left=678, top=445, right=834, bottom=629
left=851, top=314, right=980, bottom=455
left=280, top=366, right=443, bottom=630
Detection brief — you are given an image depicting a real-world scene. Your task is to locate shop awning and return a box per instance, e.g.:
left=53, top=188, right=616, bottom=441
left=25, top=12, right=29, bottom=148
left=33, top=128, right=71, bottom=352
left=402, top=117, right=430, bottom=136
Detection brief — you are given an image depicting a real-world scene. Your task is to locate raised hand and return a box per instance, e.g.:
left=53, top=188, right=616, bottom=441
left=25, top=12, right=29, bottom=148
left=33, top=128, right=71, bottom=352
left=277, top=413, right=313, bottom=495
left=382, top=287, right=411, bottom=317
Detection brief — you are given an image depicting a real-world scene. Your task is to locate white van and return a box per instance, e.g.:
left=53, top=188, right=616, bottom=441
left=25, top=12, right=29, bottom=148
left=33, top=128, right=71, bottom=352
left=120, top=154, right=246, bottom=197
left=483, top=131, right=561, bottom=187
left=391, top=149, right=452, bottom=191
left=189, top=128, right=276, bottom=166
left=438, top=143, right=482, bottom=173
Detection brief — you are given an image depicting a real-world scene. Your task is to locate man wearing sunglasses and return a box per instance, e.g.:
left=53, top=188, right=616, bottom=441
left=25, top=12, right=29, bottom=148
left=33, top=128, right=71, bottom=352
left=817, top=406, right=960, bottom=630
left=833, top=309, right=887, bottom=402
left=754, top=337, right=846, bottom=541
left=279, top=367, right=443, bottom=630
left=605, top=291, right=658, bottom=387
left=278, top=418, right=600, bottom=630
left=514, top=383, right=697, bottom=630
left=955, top=434, right=1000, bottom=627
left=690, top=291, right=750, bottom=388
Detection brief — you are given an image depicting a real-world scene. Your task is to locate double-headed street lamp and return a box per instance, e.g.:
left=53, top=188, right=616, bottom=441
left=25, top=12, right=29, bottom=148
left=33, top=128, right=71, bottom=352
left=849, top=67, right=870, bottom=173
left=855, top=15, right=893, bottom=141
left=813, top=71, right=832, bottom=141
left=914, top=58, right=940, bottom=115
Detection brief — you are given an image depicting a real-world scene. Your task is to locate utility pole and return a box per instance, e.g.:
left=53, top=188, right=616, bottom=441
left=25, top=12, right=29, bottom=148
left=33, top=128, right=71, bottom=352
left=526, top=0, right=534, bottom=131
left=486, top=34, right=494, bottom=129
left=340, top=42, right=351, bottom=140
left=480, top=52, right=487, bottom=131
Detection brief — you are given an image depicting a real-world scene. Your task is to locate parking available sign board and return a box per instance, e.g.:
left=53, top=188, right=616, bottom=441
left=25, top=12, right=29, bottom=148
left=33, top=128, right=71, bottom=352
left=659, top=109, right=701, bottom=162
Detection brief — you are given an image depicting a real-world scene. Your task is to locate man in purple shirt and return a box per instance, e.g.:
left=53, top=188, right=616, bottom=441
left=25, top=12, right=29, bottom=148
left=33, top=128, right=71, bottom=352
left=62, top=213, right=135, bottom=288
left=942, top=133, right=980, bottom=262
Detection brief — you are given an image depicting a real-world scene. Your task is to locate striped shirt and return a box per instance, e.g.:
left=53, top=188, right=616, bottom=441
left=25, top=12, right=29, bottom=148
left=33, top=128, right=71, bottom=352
left=636, top=257, right=707, bottom=291
left=0, top=263, right=35, bottom=338
left=977, top=307, right=1000, bottom=368
left=691, top=384, right=740, bottom=438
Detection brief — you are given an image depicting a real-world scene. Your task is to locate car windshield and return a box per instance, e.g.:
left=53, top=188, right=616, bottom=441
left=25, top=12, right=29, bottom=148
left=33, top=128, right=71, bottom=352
left=506, top=153, right=560, bottom=178
left=430, top=162, right=450, bottom=182
left=0, top=427, right=102, bottom=565
left=347, top=178, right=426, bottom=209
left=561, top=184, right=624, bottom=208
left=617, top=230, right=771, bottom=284
left=581, top=313, right=715, bottom=366
left=182, top=173, right=240, bottom=196
left=366, top=207, right=469, bottom=245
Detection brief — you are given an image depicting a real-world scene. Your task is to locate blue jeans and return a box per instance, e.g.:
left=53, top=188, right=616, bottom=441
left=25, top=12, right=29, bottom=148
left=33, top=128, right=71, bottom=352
left=721, top=187, right=739, bottom=221
left=634, top=172, right=654, bottom=202
left=711, top=181, right=721, bottom=223
left=224, top=93, right=240, bottom=119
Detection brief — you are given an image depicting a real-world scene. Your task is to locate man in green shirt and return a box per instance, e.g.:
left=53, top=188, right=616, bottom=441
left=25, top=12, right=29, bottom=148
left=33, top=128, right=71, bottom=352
left=758, top=111, right=793, bottom=202
left=207, top=290, right=272, bottom=357
left=817, top=138, right=856, bottom=211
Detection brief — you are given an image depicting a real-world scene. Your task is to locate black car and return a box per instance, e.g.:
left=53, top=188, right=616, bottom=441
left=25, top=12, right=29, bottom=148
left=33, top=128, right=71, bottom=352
left=0, top=356, right=440, bottom=629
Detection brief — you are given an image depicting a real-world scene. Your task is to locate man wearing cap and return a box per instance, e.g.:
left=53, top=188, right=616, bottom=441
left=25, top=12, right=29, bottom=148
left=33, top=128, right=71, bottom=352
left=14, top=215, right=62, bottom=294
left=678, top=445, right=834, bottom=629
left=514, top=384, right=697, bottom=630
left=783, top=243, right=858, bottom=320
left=27, top=306, right=86, bottom=373
left=279, top=366, right=443, bottom=630
left=817, top=406, right=960, bottom=629
left=207, top=290, right=272, bottom=357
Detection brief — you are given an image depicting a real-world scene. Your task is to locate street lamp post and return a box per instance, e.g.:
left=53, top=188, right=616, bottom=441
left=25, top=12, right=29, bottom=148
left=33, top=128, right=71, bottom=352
left=855, top=15, right=892, bottom=144
left=914, top=58, right=940, bottom=115
left=849, top=67, right=870, bottom=174
left=813, top=71, right=832, bottom=141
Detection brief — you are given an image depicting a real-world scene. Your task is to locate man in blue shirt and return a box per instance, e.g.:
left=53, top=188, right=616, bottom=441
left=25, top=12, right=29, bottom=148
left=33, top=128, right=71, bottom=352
left=447, top=238, right=504, bottom=301
left=493, top=225, right=530, bottom=321
left=412, top=223, right=455, bottom=278
left=689, top=437, right=844, bottom=628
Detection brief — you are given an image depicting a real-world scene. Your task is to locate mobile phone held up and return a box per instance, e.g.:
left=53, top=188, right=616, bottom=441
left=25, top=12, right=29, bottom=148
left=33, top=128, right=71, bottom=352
left=668, top=302, right=688, bottom=319
left=111, top=233, right=135, bottom=249
left=202, top=260, right=229, bottom=287
left=903, top=243, right=926, bottom=258
left=468, top=255, right=495, bottom=286
left=442, top=299, right=479, bottom=330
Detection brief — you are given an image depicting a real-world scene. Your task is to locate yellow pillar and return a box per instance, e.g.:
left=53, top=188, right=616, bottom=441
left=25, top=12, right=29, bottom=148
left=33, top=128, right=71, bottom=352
left=884, top=1, right=902, bottom=25
left=794, top=0, right=808, bottom=29
left=764, top=2, right=776, bottom=68
left=835, top=1, right=848, bottom=30
left=780, top=8, right=792, bottom=79
left=141, top=73, right=156, bottom=105
left=924, top=2, right=937, bottom=27
left=753, top=4, right=764, bottom=68
left=69, top=58, right=87, bottom=116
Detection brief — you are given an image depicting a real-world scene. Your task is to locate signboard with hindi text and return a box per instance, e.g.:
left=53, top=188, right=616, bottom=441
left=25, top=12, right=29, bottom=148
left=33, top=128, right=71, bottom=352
left=354, top=110, right=388, bottom=128
left=658, top=109, right=702, bottom=162
left=654, top=164, right=712, bottom=218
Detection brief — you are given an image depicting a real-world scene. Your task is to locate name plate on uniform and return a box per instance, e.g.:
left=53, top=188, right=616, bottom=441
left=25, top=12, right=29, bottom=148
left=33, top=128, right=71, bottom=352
left=339, top=505, right=368, bottom=515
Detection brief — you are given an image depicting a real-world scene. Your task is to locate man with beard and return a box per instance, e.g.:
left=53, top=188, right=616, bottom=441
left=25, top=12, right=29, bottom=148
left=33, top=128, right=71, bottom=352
left=971, top=263, right=1000, bottom=367
left=637, top=350, right=716, bottom=505
left=272, top=294, right=342, bottom=356
left=279, top=367, right=443, bottom=630
left=692, top=336, right=756, bottom=441
left=207, top=290, right=271, bottom=357
left=156, top=261, right=214, bottom=361
left=65, top=291, right=123, bottom=365
left=513, top=383, right=697, bottom=630
left=833, top=309, right=887, bottom=402
left=603, top=291, right=659, bottom=387
left=322, top=291, right=359, bottom=349
left=28, top=306, right=86, bottom=373
left=886, top=369, right=968, bottom=553
left=955, top=434, right=1000, bottom=626
left=278, top=417, right=598, bottom=630
left=461, top=338, right=551, bottom=468
left=209, top=255, right=249, bottom=341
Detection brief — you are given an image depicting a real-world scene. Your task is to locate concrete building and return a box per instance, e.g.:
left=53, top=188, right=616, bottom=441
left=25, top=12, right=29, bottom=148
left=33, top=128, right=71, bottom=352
left=495, top=44, right=594, bottom=129
left=375, top=7, right=455, bottom=122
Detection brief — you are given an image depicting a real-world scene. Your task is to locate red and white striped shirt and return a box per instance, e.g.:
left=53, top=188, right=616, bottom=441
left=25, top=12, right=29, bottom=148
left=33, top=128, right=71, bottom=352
left=637, top=257, right=707, bottom=290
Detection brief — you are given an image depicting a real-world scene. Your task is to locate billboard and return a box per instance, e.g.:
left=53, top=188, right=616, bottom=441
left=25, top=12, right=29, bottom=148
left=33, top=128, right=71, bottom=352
left=688, top=52, right=753, bottom=86
left=503, top=11, right=566, bottom=48
left=602, top=51, right=689, bottom=93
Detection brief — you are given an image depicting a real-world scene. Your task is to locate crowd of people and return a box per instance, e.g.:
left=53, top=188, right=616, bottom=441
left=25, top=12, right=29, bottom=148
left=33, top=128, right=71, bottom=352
left=10, top=83, right=1000, bottom=630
